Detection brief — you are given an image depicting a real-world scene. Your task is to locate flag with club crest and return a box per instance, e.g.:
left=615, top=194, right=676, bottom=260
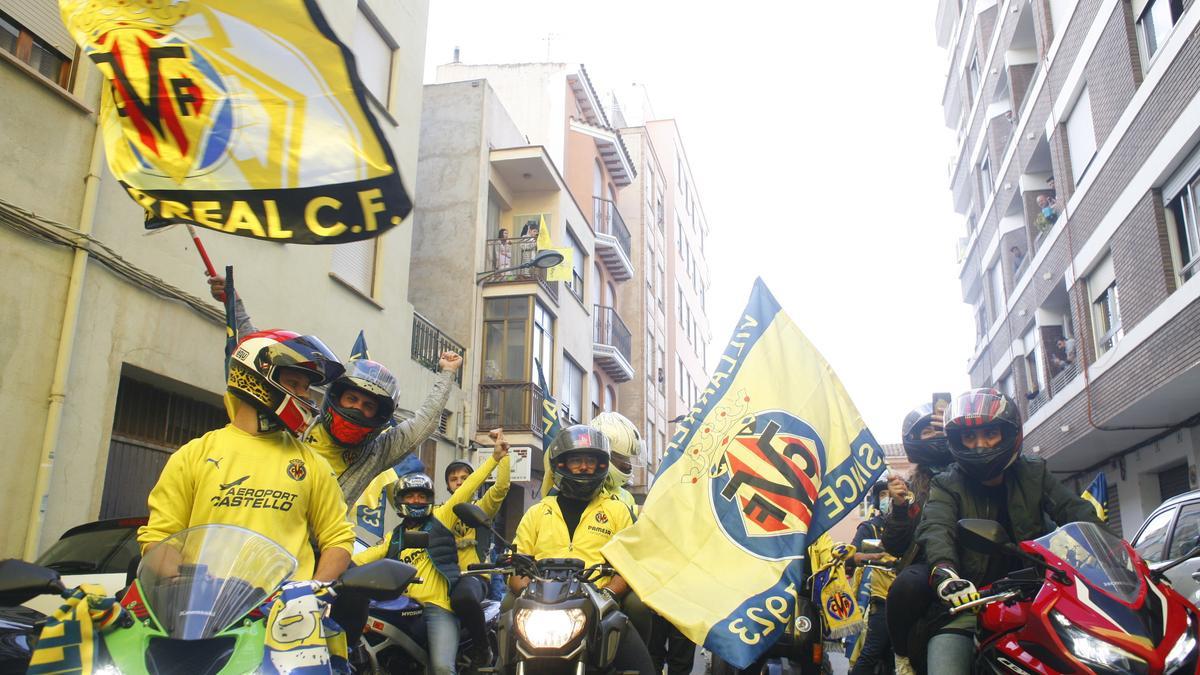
left=602, top=279, right=887, bottom=668
left=58, top=0, right=411, bottom=244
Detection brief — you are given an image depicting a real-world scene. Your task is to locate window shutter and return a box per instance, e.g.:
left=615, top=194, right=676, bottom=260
left=332, top=239, right=377, bottom=297
left=1164, top=143, right=1200, bottom=200
left=2, top=0, right=76, bottom=55
left=1086, top=252, right=1116, bottom=301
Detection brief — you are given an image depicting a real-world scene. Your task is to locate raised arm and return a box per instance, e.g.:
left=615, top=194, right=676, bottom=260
left=370, top=352, right=461, bottom=468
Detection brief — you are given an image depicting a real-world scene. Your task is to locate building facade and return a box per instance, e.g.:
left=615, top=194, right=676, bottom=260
left=937, top=0, right=1200, bottom=538
left=0, top=0, right=453, bottom=558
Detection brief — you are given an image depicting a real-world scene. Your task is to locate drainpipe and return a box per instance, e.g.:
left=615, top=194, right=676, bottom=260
left=23, top=117, right=106, bottom=560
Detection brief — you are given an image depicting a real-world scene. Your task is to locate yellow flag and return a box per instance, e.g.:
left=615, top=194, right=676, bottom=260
left=545, top=247, right=574, bottom=282
left=602, top=279, right=886, bottom=668
left=536, top=213, right=553, bottom=250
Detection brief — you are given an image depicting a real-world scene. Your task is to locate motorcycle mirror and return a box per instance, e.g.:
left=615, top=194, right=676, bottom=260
left=0, top=559, right=66, bottom=605
left=860, top=538, right=883, bottom=554
left=958, top=519, right=1013, bottom=554
left=337, top=559, right=418, bottom=600
left=453, top=503, right=491, bottom=529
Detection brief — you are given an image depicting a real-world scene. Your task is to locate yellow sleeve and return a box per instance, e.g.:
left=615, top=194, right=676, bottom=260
left=352, top=532, right=390, bottom=566
left=308, top=458, right=356, bottom=555
left=137, top=442, right=197, bottom=552
left=449, top=457, right=497, bottom=508
left=476, top=455, right=511, bottom=517
left=514, top=505, right=538, bottom=557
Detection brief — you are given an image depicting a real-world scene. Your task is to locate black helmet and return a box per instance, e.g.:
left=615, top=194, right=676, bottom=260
left=870, top=478, right=889, bottom=508
left=548, top=425, right=611, bottom=500
left=901, top=403, right=952, bottom=467
left=944, top=388, right=1024, bottom=483
left=444, top=459, right=474, bottom=487
left=388, top=473, right=435, bottom=521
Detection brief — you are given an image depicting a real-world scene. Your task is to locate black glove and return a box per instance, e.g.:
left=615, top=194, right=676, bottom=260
left=931, top=564, right=979, bottom=610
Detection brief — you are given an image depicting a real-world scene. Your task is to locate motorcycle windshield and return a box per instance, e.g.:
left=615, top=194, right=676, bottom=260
left=138, top=524, right=297, bottom=639
left=1034, top=522, right=1141, bottom=603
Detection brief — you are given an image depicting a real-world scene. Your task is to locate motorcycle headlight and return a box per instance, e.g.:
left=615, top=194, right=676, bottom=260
left=1166, top=612, right=1198, bottom=675
left=514, top=608, right=586, bottom=650
left=1050, top=611, right=1148, bottom=674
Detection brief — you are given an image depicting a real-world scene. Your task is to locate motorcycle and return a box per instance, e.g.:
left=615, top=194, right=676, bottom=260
left=949, top=518, right=1200, bottom=674
left=451, top=502, right=635, bottom=675
left=0, top=524, right=417, bottom=674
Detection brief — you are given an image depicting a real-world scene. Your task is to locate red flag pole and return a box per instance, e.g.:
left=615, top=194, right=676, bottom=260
left=185, top=223, right=219, bottom=278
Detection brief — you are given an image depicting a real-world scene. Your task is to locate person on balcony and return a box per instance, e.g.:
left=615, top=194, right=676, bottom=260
left=1050, top=336, right=1076, bottom=372
left=493, top=228, right=512, bottom=272
left=1035, top=195, right=1060, bottom=232
left=1009, top=246, right=1025, bottom=274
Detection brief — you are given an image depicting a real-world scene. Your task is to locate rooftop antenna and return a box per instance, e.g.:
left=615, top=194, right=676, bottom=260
left=542, top=33, right=558, bottom=60
left=452, top=46, right=460, bottom=63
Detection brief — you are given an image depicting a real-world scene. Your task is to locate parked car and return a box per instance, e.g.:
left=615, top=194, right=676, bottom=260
left=1129, top=490, right=1200, bottom=605
left=22, top=517, right=145, bottom=614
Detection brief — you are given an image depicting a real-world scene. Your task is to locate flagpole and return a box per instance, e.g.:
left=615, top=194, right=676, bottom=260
left=185, top=223, right=219, bottom=278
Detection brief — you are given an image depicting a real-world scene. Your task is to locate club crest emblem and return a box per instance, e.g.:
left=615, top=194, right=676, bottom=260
left=287, top=459, right=306, bottom=481
left=710, top=410, right=825, bottom=560
left=595, top=512, right=609, bottom=524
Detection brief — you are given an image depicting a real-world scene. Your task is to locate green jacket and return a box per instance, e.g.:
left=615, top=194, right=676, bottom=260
left=916, top=456, right=1102, bottom=584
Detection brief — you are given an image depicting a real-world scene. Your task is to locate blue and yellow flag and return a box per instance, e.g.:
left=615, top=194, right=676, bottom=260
left=535, top=358, right=565, bottom=497
left=602, top=279, right=886, bottom=668
left=353, top=454, right=425, bottom=544
left=349, top=330, right=370, bottom=362
left=28, top=584, right=128, bottom=674
left=59, top=0, right=411, bottom=244
left=1082, top=472, right=1108, bottom=522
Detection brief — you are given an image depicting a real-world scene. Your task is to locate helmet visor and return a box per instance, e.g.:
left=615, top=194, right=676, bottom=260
left=266, top=335, right=344, bottom=386
left=342, top=360, right=400, bottom=405
left=946, top=390, right=1014, bottom=431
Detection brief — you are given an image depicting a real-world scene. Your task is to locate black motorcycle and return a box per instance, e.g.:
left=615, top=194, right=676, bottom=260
left=452, top=503, right=636, bottom=675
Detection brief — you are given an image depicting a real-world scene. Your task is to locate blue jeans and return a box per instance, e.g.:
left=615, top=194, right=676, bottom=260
left=926, top=631, right=974, bottom=674
left=425, top=604, right=460, bottom=675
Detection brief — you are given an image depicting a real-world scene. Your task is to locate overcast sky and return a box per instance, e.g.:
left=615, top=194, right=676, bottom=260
left=424, top=1, right=974, bottom=443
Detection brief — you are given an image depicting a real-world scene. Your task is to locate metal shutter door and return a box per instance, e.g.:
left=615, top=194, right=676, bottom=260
left=1160, top=465, right=1191, bottom=501
left=99, top=438, right=170, bottom=519
left=1, top=0, right=75, bottom=55
left=1108, top=481, right=1122, bottom=537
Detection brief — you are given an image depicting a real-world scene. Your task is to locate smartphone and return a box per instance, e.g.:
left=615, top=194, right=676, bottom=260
left=932, top=392, right=952, bottom=416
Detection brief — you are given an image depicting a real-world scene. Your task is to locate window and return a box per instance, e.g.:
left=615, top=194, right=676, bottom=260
left=656, top=263, right=666, bottom=309
left=1167, top=502, right=1200, bottom=560
left=658, top=431, right=667, bottom=464
left=351, top=6, right=395, bottom=106
left=1066, top=86, right=1097, bottom=184
left=999, top=371, right=1016, bottom=400
left=655, top=187, right=665, bottom=231
left=531, top=301, right=554, bottom=383
left=677, top=356, right=685, bottom=401
left=645, top=164, right=655, bottom=207
left=483, top=297, right=529, bottom=382
left=331, top=239, right=377, bottom=297
left=1087, top=253, right=1122, bottom=356
left=677, top=216, right=686, bottom=258
left=1164, top=148, right=1200, bottom=282
left=592, top=262, right=603, bottom=309
left=487, top=190, right=502, bottom=236
left=1135, top=0, right=1184, bottom=69
left=562, top=356, right=584, bottom=425
left=646, top=247, right=655, bottom=291
left=591, top=371, right=602, bottom=420
left=592, top=160, right=605, bottom=226
left=1133, top=507, right=1176, bottom=563
left=657, top=345, right=667, bottom=394
left=646, top=331, right=655, bottom=385
left=606, top=385, right=616, bottom=412
left=972, top=301, right=988, bottom=345
left=0, top=10, right=73, bottom=89
left=677, top=288, right=685, bottom=327
left=977, top=149, right=993, bottom=201
left=1022, top=327, right=1044, bottom=394
left=566, top=231, right=586, bottom=300
left=988, top=263, right=1005, bottom=320
left=967, top=53, right=981, bottom=105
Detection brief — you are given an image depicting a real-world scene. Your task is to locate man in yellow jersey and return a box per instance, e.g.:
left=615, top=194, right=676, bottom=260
left=443, top=430, right=511, bottom=664
left=138, top=330, right=356, bottom=582
left=208, top=275, right=461, bottom=506
left=352, top=441, right=511, bottom=675
left=510, top=425, right=652, bottom=674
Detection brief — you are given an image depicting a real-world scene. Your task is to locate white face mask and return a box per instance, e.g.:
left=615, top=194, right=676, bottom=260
left=878, top=496, right=892, bottom=515
left=609, top=463, right=632, bottom=487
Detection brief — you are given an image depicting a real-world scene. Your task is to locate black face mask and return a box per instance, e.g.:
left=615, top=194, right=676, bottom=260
left=904, top=436, right=952, bottom=467
left=951, top=435, right=1020, bottom=483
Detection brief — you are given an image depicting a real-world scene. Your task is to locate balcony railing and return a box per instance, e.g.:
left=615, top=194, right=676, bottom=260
left=482, top=236, right=558, bottom=301
left=1049, top=359, right=1078, bottom=395
left=411, top=312, right=465, bottom=385
left=593, top=305, right=634, bottom=382
left=592, top=198, right=634, bottom=280
left=478, top=382, right=543, bottom=435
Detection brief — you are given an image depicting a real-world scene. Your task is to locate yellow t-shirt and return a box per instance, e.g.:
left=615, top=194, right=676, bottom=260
left=137, top=424, right=355, bottom=581
left=514, top=494, right=635, bottom=588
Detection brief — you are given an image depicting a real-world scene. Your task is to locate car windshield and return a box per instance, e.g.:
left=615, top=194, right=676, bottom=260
left=138, top=524, right=296, bottom=639
left=1034, top=522, right=1142, bottom=603
left=36, top=526, right=137, bottom=573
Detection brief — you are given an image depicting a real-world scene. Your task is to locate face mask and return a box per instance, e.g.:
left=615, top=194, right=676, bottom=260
left=878, top=496, right=892, bottom=515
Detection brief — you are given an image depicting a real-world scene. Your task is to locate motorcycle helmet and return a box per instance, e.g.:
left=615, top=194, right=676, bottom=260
left=389, top=473, right=435, bottom=521
left=227, top=330, right=344, bottom=436
left=901, top=403, right=952, bottom=467
left=444, top=459, right=474, bottom=491
left=944, top=388, right=1024, bottom=483
left=548, top=425, right=611, bottom=501
left=321, top=359, right=399, bottom=447
left=589, top=412, right=644, bottom=487
left=870, top=477, right=889, bottom=509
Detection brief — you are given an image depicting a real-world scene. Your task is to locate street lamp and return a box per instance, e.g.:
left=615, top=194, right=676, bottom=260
left=476, top=249, right=565, bottom=285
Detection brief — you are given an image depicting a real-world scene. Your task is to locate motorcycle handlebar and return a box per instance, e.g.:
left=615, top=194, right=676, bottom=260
left=950, top=590, right=1019, bottom=615
left=467, top=563, right=496, bottom=571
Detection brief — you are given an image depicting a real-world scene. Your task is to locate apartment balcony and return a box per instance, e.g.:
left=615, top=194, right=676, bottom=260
left=1023, top=188, right=1058, bottom=255
left=478, top=382, right=543, bottom=435
left=481, top=236, right=558, bottom=302
left=592, top=198, right=634, bottom=281
left=1049, top=359, right=1079, bottom=396
left=411, top=312, right=465, bottom=385
left=593, top=305, right=634, bottom=382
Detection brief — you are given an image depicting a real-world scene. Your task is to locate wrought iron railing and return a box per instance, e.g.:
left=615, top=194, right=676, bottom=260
left=1049, top=359, right=1078, bottom=396
left=477, top=382, right=543, bottom=435
left=482, top=236, right=558, bottom=301
left=411, top=312, right=465, bottom=385
left=593, top=305, right=632, bottom=363
left=592, top=197, right=632, bottom=259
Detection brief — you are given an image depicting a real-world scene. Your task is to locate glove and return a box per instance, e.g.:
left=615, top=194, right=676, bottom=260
left=931, top=565, right=979, bottom=609
left=281, top=579, right=334, bottom=602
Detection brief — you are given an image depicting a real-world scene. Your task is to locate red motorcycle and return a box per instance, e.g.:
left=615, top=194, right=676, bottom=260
left=950, top=519, right=1200, bottom=674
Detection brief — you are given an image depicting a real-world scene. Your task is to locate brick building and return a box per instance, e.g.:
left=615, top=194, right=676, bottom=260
left=936, top=0, right=1200, bottom=538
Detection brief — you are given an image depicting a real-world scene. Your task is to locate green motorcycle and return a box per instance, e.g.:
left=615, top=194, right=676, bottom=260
left=2, top=524, right=416, bottom=674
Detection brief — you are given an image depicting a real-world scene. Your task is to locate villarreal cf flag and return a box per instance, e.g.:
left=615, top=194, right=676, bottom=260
left=602, top=279, right=887, bottom=668
left=58, top=0, right=412, bottom=244
left=1082, top=472, right=1108, bottom=522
